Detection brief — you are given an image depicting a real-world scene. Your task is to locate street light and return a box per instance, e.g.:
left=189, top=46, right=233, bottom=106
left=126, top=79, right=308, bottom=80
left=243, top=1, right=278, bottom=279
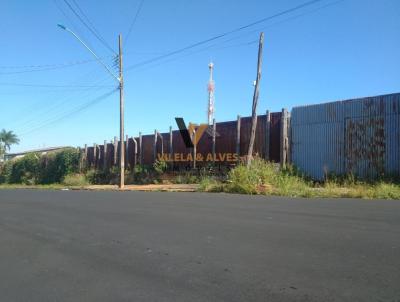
left=58, top=24, right=125, bottom=189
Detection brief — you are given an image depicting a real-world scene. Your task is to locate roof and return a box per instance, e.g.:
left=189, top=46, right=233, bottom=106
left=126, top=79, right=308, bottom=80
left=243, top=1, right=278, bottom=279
left=5, top=146, right=71, bottom=157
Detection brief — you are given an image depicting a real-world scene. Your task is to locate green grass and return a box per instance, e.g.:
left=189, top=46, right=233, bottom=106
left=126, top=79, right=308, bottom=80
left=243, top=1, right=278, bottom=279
left=2, top=158, right=399, bottom=199
left=62, top=173, right=89, bottom=187
left=0, top=183, right=69, bottom=190
left=198, top=159, right=400, bottom=200
left=0, top=173, right=89, bottom=190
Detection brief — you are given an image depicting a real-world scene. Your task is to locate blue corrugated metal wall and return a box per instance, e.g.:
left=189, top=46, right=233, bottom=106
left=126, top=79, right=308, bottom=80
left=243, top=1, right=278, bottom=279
left=291, top=93, right=400, bottom=180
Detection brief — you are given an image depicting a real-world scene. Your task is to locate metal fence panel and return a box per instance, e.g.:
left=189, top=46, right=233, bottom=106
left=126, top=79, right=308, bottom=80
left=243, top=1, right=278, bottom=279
left=291, top=93, right=400, bottom=180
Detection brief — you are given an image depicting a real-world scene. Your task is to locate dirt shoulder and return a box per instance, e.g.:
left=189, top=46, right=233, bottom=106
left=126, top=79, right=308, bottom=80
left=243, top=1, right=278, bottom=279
left=0, top=184, right=199, bottom=192
left=85, top=184, right=199, bottom=192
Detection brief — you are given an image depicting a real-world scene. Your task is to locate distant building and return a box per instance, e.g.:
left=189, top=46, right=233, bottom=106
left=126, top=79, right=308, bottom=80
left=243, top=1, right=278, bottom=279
left=4, top=146, right=71, bottom=161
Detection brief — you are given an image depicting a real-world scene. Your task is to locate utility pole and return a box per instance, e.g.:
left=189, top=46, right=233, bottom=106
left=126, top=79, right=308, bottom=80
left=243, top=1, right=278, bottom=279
left=119, top=34, right=125, bottom=189
left=247, top=32, right=264, bottom=167
left=57, top=24, right=126, bottom=189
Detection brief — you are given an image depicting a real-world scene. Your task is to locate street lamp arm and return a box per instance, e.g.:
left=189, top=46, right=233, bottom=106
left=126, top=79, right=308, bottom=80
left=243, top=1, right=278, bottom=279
left=57, top=24, right=120, bottom=83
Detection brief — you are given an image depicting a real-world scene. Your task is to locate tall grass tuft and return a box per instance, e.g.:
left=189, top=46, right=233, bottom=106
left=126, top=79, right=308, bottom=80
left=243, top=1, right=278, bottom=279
left=225, top=158, right=312, bottom=196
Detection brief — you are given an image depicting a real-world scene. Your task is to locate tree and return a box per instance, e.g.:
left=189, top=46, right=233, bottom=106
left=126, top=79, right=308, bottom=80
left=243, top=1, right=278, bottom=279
left=0, top=129, right=20, bottom=155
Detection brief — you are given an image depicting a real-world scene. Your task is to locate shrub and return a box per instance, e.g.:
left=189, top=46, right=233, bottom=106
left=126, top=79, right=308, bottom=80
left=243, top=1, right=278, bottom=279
left=8, top=153, right=41, bottom=184
left=153, top=159, right=168, bottom=174
left=372, top=183, right=400, bottom=199
left=62, top=173, right=89, bottom=187
left=40, top=148, right=81, bottom=184
left=198, top=176, right=222, bottom=192
left=0, top=160, right=13, bottom=183
left=225, top=158, right=312, bottom=196
left=0, top=148, right=81, bottom=185
left=172, top=172, right=199, bottom=184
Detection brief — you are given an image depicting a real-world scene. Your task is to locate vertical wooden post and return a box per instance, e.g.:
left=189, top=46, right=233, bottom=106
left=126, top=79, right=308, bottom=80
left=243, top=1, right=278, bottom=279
left=280, top=108, right=288, bottom=169
left=114, top=136, right=118, bottom=167
left=159, top=133, right=164, bottom=155
left=193, top=130, right=196, bottom=169
left=247, top=32, right=264, bottom=167
left=236, top=115, right=241, bottom=162
left=139, top=132, right=143, bottom=165
left=125, top=134, right=129, bottom=170
left=287, top=112, right=291, bottom=165
left=103, top=140, right=107, bottom=170
left=84, top=144, right=88, bottom=169
left=96, top=144, right=99, bottom=169
left=153, top=130, right=157, bottom=162
left=93, top=143, right=97, bottom=169
left=265, top=110, right=270, bottom=161
left=212, top=118, right=216, bottom=164
left=78, top=147, right=83, bottom=172
left=132, top=137, right=137, bottom=167
left=169, top=126, right=173, bottom=168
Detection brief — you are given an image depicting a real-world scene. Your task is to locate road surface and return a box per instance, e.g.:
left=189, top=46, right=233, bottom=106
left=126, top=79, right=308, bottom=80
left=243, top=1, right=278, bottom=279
left=0, top=190, right=399, bottom=302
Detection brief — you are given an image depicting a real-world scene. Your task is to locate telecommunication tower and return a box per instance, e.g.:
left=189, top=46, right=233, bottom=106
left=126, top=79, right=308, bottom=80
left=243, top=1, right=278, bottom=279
left=207, top=62, right=215, bottom=125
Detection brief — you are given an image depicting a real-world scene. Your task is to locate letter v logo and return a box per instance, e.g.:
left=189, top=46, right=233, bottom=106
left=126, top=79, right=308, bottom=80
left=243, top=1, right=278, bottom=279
left=175, top=117, right=208, bottom=148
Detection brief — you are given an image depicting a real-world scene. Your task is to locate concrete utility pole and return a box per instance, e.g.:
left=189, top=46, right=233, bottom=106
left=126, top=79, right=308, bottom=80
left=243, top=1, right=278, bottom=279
left=247, top=32, right=264, bottom=167
left=119, top=35, right=125, bottom=189
left=58, top=24, right=125, bottom=189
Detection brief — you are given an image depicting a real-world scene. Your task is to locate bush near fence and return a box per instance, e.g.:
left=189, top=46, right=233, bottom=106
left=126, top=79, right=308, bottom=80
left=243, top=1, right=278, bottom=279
left=0, top=148, right=81, bottom=185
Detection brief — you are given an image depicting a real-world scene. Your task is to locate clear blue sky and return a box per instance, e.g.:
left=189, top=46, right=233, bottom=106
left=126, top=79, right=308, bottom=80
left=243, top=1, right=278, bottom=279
left=1, top=0, right=399, bottom=152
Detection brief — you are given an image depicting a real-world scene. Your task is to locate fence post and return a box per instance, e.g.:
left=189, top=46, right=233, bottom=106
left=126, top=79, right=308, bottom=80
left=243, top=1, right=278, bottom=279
left=84, top=144, right=88, bottom=169
left=114, top=136, right=118, bottom=167
left=103, top=140, right=107, bottom=170
left=132, top=137, right=137, bottom=167
left=265, top=110, right=270, bottom=161
left=212, top=118, right=216, bottom=164
left=139, top=132, right=142, bottom=165
left=96, top=144, right=99, bottom=169
left=125, top=134, right=129, bottom=170
left=78, top=147, right=83, bottom=172
left=153, top=130, right=157, bottom=163
left=236, top=115, right=241, bottom=162
left=169, top=126, right=173, bottom=168
left=193, top=130, right=196, bottom=169
left=159, top=132, right=164, bottom=155
left=280, top=108, right=288, bottom=169
left=93, top=143, right=97, bottom=169
left=287, top=112, right=291, bottom=165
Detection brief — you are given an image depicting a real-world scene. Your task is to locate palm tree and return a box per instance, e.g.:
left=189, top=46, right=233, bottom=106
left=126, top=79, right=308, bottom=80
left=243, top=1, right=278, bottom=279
left=0, top=129, right=20, bottom=153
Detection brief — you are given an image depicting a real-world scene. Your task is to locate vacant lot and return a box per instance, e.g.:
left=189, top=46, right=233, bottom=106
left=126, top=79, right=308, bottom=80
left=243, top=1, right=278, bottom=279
left=0, top=190, right=399, bottom=302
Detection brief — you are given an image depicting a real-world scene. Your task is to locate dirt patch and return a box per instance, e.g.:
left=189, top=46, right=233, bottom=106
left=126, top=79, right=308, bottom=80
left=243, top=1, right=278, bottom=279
left=85, top=184, right=199, bottom=192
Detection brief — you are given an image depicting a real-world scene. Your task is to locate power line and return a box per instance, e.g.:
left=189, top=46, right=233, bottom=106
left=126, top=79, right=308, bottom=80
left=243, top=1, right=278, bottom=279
left=203, top=0, right=345, bottom=53
left=62, top=0, right=116, bottom=54
left=19, top=88, right=118, bottom=136
left=0, top=58, right=116, bottom=75
left=71, top=0, right=105, bottom=40
left=0, top=86, right=113, bottom=96
left=6, top=72, right=113, bottom=131
left=5, top=73, right=112, bottom=129
left=53, top=0, right=97, bottom=51
left=125, top=0, right=324, bottom=72
left=0, top=82, right=114, bottom=88
left=128, top=39, right=259, bottom=75
left=0, top=55, right=115, bottom=70
left=125, top=0, right=145, bottom=44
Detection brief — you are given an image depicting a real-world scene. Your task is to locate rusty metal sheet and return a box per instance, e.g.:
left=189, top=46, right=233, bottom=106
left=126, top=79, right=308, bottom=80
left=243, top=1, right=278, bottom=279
left=291, top=93, right=400, bottom=180
left=92, top=111, right=282, bottom=169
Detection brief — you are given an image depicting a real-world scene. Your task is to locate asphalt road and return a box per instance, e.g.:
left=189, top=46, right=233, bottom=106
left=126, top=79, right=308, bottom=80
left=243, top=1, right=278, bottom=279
left=0, top=190, right=399, bottom=302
